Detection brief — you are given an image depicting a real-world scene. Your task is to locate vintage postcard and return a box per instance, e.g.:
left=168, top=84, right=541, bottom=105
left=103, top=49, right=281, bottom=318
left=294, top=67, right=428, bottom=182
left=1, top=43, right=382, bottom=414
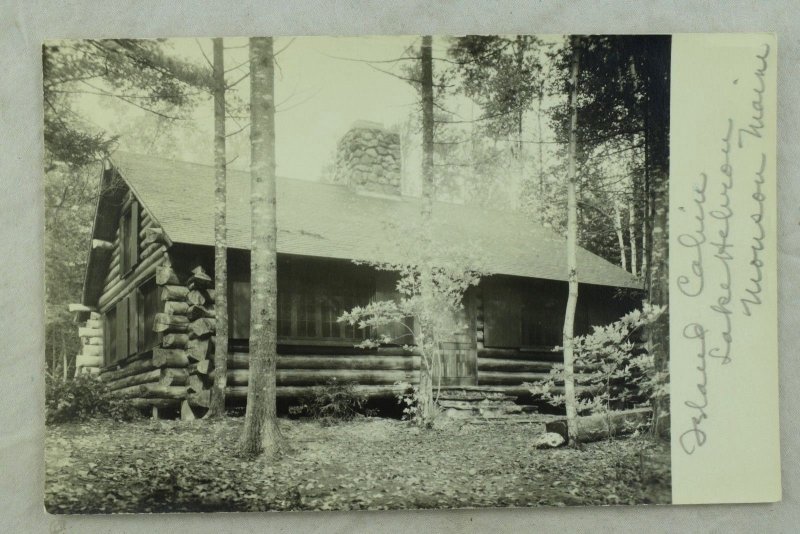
left=41, top=33, right=778, bottom=513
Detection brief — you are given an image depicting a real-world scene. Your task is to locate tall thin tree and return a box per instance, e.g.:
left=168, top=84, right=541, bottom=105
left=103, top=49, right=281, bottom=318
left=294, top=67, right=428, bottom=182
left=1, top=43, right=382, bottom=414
left=207, top=37, right=229, bottom=418
left=239, top=36, right=284, bottom=456
left=562, top=36, right=581, bottom=443
left=416, top=34, right=436, bottom=427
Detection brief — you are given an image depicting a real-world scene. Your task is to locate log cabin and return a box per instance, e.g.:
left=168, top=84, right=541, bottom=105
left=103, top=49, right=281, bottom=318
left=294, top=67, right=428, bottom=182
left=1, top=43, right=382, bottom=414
left=70, top=121, right=641, bottom=416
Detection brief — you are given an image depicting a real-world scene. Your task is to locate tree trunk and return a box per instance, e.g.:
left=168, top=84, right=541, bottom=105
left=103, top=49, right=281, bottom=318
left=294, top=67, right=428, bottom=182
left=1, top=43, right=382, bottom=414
left=642, top=38, right=671, bottom=440
left=238, top=37, right=284, bottom=456
left=416, top=35, right=436, bottom=428
left=562, top=37, right=581, bottom=444
left=628, top=198, right=638, bottom=276
left=613, top=202, right=627, bottom=272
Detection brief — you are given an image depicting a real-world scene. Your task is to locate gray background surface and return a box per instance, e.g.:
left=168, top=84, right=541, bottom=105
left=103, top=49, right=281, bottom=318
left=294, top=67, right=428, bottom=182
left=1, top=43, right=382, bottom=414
left=1, top=1, right=797, bottom=532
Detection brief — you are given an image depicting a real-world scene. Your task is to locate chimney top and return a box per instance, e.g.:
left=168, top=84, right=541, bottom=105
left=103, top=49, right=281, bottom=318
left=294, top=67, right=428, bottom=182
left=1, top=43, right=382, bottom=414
left=334, top=122, right=402, bottom=197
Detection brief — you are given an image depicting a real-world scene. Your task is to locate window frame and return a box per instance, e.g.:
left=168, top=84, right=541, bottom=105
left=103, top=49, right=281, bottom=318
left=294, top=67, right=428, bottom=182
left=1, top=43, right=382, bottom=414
left=119, top=199, right=140, bottom=276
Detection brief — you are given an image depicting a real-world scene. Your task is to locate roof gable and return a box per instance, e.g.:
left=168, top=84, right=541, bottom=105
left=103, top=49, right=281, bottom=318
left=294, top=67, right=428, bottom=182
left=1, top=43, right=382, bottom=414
left=108, top=151, right=641, bottom=289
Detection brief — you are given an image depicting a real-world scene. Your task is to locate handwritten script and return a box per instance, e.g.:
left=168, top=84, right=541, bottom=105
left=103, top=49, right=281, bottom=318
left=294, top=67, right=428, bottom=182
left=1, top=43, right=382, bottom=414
left=676, top=43, right=770, bottom=455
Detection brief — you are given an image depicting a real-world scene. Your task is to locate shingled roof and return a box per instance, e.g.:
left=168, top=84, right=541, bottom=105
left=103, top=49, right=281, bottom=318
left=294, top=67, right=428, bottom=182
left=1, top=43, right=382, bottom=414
left=110, top=151, right=640, bottom=289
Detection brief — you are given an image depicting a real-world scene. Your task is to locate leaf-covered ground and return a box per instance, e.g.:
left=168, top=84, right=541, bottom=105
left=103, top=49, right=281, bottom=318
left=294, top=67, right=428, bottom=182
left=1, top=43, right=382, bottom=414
left=45, top=416, right=670, bottom=513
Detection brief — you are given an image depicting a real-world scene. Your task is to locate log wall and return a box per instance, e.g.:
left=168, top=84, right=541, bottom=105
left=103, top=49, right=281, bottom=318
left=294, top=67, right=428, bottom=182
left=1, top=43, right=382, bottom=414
left=74, top=312, right=103, bottom=375
left=474, top=285, right=562, bottom=388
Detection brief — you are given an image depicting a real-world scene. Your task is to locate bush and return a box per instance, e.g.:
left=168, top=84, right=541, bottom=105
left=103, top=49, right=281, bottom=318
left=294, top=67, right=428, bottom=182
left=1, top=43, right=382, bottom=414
left=528, top=303, right=667, bottom=422
left=295, top=378, right=369, bottom=423
left=45, top=373, right=141, bottom=424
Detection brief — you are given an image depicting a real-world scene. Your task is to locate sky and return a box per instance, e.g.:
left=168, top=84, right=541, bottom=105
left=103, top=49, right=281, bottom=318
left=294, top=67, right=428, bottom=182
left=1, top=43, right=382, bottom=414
left=76, top=36, right=459, bottom=182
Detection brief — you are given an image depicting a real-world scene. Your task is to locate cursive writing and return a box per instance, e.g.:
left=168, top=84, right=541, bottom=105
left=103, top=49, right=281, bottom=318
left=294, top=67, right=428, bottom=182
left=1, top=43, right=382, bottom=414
left=679, top=323, right=709, bottom=455
left=677, top=174, right=708, bottom=297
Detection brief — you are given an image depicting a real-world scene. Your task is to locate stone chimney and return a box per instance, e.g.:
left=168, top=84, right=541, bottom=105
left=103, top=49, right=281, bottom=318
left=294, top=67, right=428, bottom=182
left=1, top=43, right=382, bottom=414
left=334, top=121, right=402, bottom=196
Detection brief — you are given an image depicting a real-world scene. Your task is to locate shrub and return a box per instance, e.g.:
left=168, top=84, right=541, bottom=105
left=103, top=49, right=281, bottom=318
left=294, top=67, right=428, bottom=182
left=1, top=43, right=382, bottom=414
left=300, top=378, right=368, bottom=423
left=527, top=303, right=667, bottom=425
left=45, top=373, right=141, bottom=424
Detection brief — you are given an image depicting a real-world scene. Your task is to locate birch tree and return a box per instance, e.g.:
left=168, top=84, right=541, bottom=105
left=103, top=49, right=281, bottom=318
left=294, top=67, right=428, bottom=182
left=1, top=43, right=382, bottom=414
left=239, top=37, right=284, bottom=456
left=206, top=37, right=229, bottom=418
left=562, top=36, right=581, bottom=443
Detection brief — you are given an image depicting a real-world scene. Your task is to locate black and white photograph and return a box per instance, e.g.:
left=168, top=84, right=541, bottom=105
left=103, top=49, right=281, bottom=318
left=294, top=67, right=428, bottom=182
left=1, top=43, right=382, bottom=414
left=43, top=34, right=673, bottom=513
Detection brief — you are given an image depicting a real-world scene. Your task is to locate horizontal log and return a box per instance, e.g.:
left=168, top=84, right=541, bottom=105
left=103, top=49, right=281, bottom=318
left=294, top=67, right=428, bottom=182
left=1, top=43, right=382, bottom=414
left=76, top=354, right=103, bottom=368
left=478, top=347, right=563, bottom=362
left=224, top=368, right=418, bottom=387
left=545, top=408, right=653, bottom=445
left=79, top=344, right=103, bottom=357
left=159, top=368, right=188, bottom=386
left=226, top=369, right=249, bottom=386
left=187, top=305, right=215, bottom=321
left=155, top=265, right=180, bottom=286
left=110, top=383, right=159, bottom=399
left=153, top=313, right=190, bottom=333
left=137, top=384, right=187, bottom=399
left=104, top=263, right=120, bottom=286
left=189, top=318, right=215, bottom=339
left=164, top=301, right=190, bottom=316
left=68, top=303, right=95, bottom=313
left=160, top=285, right=190, bottom=302
left=152, top=348, right=189, bottom=367
left=162, top=334, right=189, bottom=349
left=477, top=371, right=553, bottom=386
left=100, top=358, right=157, bottom=382
left=98, top=245, right=166, bottom=310
left=83, top=337, right=103, bottom=346
left=226, top=384, right=408, bottom=400
left=129, top=398, right=181, bottom=410
left=477, top=358, right=555, bottom=373
left=78, top=327, right=102, bottom=338
left=92, top=239, right=114, bottom=250
left=227, top=353, right=421, bottom=371
left=107, top=369, right=162, bottom=391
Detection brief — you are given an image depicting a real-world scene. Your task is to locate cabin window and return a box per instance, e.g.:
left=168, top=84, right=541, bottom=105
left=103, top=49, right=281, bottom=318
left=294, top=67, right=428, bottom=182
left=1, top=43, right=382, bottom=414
left=120, top=200, right=139, bottom=275
left=228, top=256, right=375, bottom=343
left=106, top=278, right=160, bottom=363
left=483, top=277, right=587, bottom=349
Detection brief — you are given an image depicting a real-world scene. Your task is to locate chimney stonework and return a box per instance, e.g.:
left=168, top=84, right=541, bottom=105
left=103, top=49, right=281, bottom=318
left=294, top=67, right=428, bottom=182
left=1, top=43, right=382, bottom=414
left=334, top=121, right=402, bottom=196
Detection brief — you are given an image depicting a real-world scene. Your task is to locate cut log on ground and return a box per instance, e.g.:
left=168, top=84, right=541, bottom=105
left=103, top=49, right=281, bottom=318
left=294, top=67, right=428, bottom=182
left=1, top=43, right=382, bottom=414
left=153, top=313, right=190, bottom=333
left=226, top=384, right=407, bottom=400
left=220, top=368, right=418, bottom=387
left=545, top=408, right=652, bottom=445
left=477, top=358, right=555, bottom=373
